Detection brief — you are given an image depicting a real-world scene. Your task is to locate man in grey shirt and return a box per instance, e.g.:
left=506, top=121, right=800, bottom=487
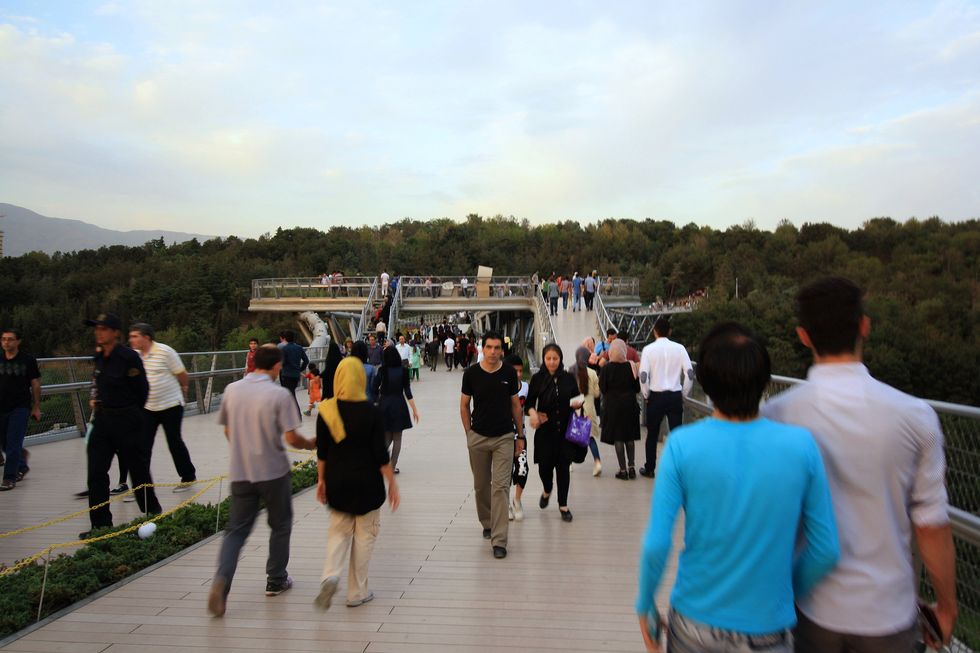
left=208, top=345, right=316, bottom=618
left=763, top=277, right=957, bottom=652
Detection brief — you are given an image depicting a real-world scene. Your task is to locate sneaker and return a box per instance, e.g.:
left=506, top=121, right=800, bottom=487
left=592, top=460, right=602, bottom=477
left=482, top=528, right=491, bottom=539
left=0, top=479, right=15, bottom=491
left=638, top=466, right=655, bottom=478
left=492, top=546, right=507, bottom=559
left=512, top=497, right=524, bottom=521
left=208, top=576, right=227, bottom=617
left=346, top=591, right=374, bottom=607
left=313, top=576, right=339, bottom=612
left=173, top=481, right=194, bottom=493
left=265, top=576, right=293, bottom=596
left=615, top=470, right=629, bottom=480
left=124, top=493, right=136, bottom=503
left=508, top=504, right=514, bottom=521
left=110, top=483, right=129, bottom=495
left=304, top=409, right=312, bottom=416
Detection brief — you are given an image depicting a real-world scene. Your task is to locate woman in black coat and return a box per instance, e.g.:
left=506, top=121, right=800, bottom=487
left=525, top=343, right=583, bottom=522
left=598, top=339, right=641, bottom=479
left=373, top=345, right=419, bottom=473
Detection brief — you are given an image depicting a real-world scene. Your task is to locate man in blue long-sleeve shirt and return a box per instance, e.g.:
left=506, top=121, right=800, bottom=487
left=636, top=322, right=838, bottom=652
left=277, top=330, right=309, bottom=418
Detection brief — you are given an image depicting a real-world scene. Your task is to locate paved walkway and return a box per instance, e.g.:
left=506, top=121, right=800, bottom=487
left=1, top=318, right=677, bottom=652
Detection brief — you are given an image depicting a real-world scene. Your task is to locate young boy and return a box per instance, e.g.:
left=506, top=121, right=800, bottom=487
left=304, top=363, right=322, bottom=416
left=504, top=354, right=530, bottom=521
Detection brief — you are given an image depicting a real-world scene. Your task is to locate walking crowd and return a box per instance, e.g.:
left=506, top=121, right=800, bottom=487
left=1, top=271, right=959, bottom=652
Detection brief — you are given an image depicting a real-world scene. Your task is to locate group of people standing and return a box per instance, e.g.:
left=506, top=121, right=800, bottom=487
left=537, top=270, right=600, bottom=315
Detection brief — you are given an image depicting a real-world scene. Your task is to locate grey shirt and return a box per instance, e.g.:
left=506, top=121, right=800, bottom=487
left=762, top=363, right=948, bottom=636
left=219, top=372, right=302, bottom=483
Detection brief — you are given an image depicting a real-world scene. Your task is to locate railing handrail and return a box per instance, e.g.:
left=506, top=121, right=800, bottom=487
left=355, top=277, right=379, bottom=341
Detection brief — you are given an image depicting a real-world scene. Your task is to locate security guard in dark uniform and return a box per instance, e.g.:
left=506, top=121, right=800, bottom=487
left=81, top=313, right=162, bottom=539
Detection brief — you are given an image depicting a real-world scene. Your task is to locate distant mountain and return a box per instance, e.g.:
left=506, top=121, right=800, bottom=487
left=0, top=204, right=216, bottom=257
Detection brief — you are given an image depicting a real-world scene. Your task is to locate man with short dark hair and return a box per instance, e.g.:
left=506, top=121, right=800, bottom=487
left=0, top=328, right=40, bottom=491
left=763, top=277, right=957, bottom=652
left=636, top=322, right=839, bottom=652
left=366, top=333, right=383, bottom=368
left=583, top=272, right=597, bottom=311
left=209, top=344, right=316, bottom=617
left=277, top=330, right=308, bottom=417
left=637, top=317, right=693, bottom=478
left=245, top=338, right=259, bottom=373
left=129, top=323, right=197, bottom=491
left=460, top=332, right=525, bottom=559
left=81, top=313, right=162, bottom=538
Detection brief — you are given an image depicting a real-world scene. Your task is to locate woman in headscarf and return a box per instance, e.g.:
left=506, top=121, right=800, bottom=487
left=314, top=357, right=399, bottom=612
left=321, top=342, right=344, bottom=400
left=373, top=345, right=419, bottom=474
left=571, top=346, right=603, bottom=477
left=526, top=343, right=582, bottom=522
left=598, top=339, right=641, bottom=479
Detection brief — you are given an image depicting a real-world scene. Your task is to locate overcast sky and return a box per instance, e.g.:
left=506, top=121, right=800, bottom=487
left=1, top=1, right=978, bottom=237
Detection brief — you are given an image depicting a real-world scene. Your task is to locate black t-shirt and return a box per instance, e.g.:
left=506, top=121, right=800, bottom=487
left=461, top=363, right=519, bottom=437
left=94, top=345, right=149, bottom=409
left=316, top=402, right=389, bottom=515
left=0, top=351, right=40, bottom=412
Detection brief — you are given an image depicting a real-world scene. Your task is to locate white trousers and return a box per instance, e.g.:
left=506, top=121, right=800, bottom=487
left=322, top=508, right=381, bottom=602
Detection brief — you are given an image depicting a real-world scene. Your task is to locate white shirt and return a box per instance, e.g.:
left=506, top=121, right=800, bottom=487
left=638, top=336, right=693, bottom=398
left=380, top=272, right=389, bottom=286
left=396, top=343, right=411, bottom=361
left=762, top=363, right=948, bottom=636
left=140, top=342, right=186, bottom=411
left=444, top=338, right=455, bottom=354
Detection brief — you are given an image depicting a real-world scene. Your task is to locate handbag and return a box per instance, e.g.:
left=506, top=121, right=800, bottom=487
left=564, top=408, right=591, bottom=448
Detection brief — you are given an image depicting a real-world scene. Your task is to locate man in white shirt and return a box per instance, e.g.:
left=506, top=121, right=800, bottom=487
left=460, top=277, right=469, bottom=297
left=128, top=323, right=197, bottom=490
left=395, top=335, right=411, bottom=367
left=637, top=317, right=693, bottom=478
left=762, top=277, right=957, bottom=652
left=380, top=270, right=389, bottom=297
left=443, top=335, right=456, bottom=371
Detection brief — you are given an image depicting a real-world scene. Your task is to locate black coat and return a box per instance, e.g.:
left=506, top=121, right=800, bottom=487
left=526, top=369, right=582, bottom=466
left=598, top=362, right=641, bottom=443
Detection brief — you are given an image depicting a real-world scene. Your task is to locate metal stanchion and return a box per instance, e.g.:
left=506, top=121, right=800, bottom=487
left=36, top=551, right=50, bottom=622
left=214, top=478, right=223, bottom=534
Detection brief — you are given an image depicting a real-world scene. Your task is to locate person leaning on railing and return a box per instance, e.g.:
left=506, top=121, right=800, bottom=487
left=762, top=277, right=957, bottom=652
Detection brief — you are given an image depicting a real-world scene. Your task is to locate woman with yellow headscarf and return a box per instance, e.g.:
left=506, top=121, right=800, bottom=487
left=313, top=356, right=400, bottom=612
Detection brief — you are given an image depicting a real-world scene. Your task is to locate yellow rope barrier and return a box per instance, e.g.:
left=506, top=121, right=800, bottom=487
left=0, top=478, right=220, bottom=578
left=0, top=449, right=317, bottom=578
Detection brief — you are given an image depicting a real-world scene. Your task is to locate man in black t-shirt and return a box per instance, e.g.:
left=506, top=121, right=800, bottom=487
left=0, top=328, right=41, bottom=491
left=459, top=332, right=525, bottom=559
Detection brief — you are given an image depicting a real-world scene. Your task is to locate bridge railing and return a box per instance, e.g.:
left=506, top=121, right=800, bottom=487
left=599, top=276, right=639, bottom=296
left=29, top=346, right=329, bottom=443
left=685, top=377, right=980, bottom=652
left=252, top=276, right=376, bottom=299
left=529, top=291, right=558, bottom=372
left=354, top=277, right=379, bottom=341
left=397, top=275, right=535, bottom=298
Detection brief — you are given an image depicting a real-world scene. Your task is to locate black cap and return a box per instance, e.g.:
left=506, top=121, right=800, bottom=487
left=84, top=313, right=123, bottom=330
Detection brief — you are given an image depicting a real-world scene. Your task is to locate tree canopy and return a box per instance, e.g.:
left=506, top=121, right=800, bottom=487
left=1, top=215, right=976, bottom=403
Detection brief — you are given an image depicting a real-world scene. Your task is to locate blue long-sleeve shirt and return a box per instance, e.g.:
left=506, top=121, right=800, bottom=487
left=636, top=417, right=839, bottom=634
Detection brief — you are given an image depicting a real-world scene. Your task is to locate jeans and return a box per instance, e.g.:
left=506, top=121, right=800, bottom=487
left=645, top=391, right=683, bottom=474
left=588, top=436, right=600, bottom=461
left=668, top=609, right=791, bottom=653
left=214, top=473, right=293, bottom=593
left=279, top=374, right=301, bottom=417
left=573, top=293, right=581, bottom=310
left=584, top=291, right=595, bottom=310
left=0, top=406, right=29, bottom=481
left=561, top=292, right=569, bottom=309
left=549, top=297, right=558, bottom=315
left=143, top=405, right=196, bottom=482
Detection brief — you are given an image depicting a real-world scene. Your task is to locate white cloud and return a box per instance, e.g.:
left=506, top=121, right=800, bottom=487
left=0, top=2, right=978, bottom=236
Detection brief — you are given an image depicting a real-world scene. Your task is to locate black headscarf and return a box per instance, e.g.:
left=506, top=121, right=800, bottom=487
left=321, top=342, right=344, bottom=399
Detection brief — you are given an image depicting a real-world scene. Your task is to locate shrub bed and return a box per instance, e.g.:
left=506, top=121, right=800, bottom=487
left=0, top=459, right=318, bottom=640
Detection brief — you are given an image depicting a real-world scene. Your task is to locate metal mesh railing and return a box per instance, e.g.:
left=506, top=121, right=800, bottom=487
left=685, top=375, right=979, bottom=651
left=251, top=276, right=376, bottom=299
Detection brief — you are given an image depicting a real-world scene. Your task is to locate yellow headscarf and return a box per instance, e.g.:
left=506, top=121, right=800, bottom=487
left=317, top=356, right=367, bottom=443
